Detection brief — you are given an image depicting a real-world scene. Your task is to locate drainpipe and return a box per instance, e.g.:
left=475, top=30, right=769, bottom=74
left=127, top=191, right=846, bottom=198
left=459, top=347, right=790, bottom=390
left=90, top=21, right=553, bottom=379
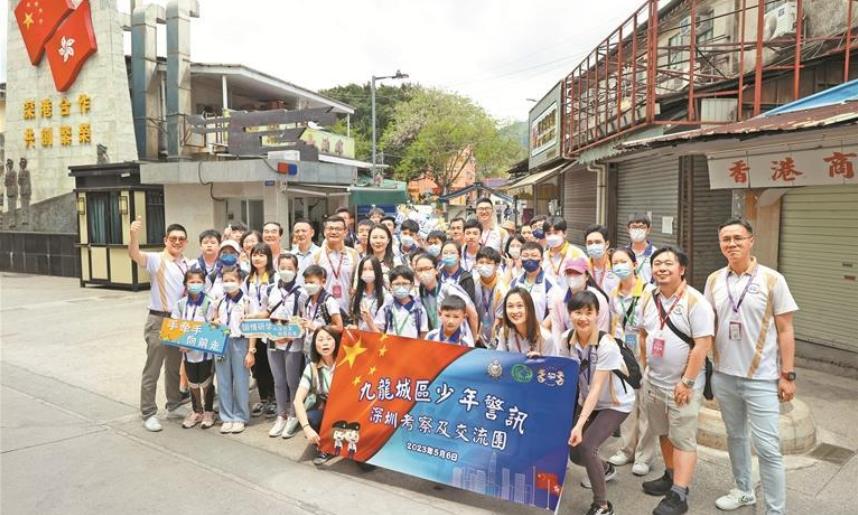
left=131, top=3, right=165, bottom=160
left=165, top=0, right=200, bottom=160
left=587, top=162, right=607, bottom=224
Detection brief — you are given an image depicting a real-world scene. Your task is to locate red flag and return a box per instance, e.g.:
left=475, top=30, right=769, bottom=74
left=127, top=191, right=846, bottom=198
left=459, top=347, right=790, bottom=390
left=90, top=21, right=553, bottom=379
left=535, top=471, right=559, bottom=491
left=14, top=0, right=75, bottom=65
left=45, top=0, right=98, bottom=92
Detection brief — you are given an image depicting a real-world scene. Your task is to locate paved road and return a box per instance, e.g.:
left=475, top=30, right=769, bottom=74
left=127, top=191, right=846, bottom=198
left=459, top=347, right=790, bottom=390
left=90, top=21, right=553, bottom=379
left=2, top=273, right=856, bottom=514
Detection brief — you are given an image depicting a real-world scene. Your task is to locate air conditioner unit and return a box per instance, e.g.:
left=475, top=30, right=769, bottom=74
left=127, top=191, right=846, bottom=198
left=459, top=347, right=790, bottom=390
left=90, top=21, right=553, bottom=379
left=765, top=3, right=797, bottom=40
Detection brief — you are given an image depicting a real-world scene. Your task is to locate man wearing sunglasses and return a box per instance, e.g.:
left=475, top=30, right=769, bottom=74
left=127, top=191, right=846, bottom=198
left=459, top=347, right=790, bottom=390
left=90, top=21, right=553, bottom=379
left=129, top=215, right=194, bottom=432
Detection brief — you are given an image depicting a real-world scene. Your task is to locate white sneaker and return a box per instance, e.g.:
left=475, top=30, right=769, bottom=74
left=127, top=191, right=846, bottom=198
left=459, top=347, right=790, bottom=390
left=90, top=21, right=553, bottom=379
left=608, top=451, right=631, bottom=466
left=282, top=416, right=300, bottom=439
left=231, top=422, right=246, bottom=433
left=220, top=422, right=234, bottom=434
left=715, top=488, right=756, bottom=510
left=269, top=416, right=287, bottom=437
left=632, top=462, right=651, bottom=476
left=143, top=415, right=162, bottom=432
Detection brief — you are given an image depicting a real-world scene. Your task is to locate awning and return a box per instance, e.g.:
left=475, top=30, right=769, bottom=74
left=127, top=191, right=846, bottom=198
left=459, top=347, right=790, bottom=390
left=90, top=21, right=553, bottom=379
left=502, top=164, right=565, bottom=196
left=349, top=181, right=409, bottom=206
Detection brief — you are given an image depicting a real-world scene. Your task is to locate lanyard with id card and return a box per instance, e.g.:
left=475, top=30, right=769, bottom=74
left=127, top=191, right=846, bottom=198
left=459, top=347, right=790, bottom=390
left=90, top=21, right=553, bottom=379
left=652, top=290, right=683, bottom=359
left=725, top=268, right=757, bottom=342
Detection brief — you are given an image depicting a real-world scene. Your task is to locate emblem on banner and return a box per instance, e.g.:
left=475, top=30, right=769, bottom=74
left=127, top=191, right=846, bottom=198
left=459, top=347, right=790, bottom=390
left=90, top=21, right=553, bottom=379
left=511, top=364, right=534, bottom=383
left=487, top=359, right=503, bottom=379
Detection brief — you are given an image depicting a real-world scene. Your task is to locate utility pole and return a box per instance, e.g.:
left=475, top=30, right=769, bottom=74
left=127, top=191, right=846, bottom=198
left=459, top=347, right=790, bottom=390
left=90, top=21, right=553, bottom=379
left=371, top=70, right=409, bottom=185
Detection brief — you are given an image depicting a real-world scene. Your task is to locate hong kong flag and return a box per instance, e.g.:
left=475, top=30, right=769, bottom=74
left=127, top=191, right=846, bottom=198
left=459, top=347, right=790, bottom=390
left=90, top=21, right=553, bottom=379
left=15, top=0, right=75, bottom=65
left=45, top=0, right=98, bottom=92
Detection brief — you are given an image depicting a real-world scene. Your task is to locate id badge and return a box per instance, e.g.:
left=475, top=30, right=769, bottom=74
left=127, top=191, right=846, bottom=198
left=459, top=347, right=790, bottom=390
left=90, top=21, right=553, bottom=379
left=729, top=320, right=743, bottom=341
left=652, top=337, right=665, bottom=358
left=332, top=283, right=343, bottom=299
left=624, top=333, right=637, bottom=348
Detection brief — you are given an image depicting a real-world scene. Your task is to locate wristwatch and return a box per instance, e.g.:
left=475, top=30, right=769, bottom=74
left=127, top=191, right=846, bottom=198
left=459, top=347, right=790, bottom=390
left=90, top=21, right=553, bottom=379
left=781, top=370, right=796, bottom=381
left=248, top=346, right=257, bottom=354
left=680, top=377, right=695, bottom=388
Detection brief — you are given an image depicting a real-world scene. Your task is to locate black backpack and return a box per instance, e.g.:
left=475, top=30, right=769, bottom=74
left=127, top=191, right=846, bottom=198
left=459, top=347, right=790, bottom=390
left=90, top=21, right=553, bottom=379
left=571, top=331, right=642, bottom=392
left=305, top=290, right=351, bottom=325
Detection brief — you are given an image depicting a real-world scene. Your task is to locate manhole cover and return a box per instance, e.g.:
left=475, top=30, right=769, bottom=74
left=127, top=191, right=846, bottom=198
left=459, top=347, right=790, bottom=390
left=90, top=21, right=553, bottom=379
left=809, top=442, right=856, bottom=465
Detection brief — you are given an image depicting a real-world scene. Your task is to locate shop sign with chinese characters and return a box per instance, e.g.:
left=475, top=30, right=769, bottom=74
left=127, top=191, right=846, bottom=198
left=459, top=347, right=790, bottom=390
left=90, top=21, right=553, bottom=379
left=21, top=93, right=93, bottom=150
left=708, top=144, right=858, bottom=189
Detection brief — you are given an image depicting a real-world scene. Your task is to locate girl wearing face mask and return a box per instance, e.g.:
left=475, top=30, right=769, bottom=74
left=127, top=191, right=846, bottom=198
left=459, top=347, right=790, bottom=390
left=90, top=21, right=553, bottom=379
left=584, top=225, right=620, bottom=294
left=604, top=248, right=657, bottom=476
left=349, top=256, right=389, bottom=333
left=548, top=257, right=612, bottom=349
left=424, top=230, right=447, bottom=259
left=502, top=234, right=526, bottom=284
left=439, top=241, right=477, bottom=306
left=209, top=268, right=254, bottom=434
left=207, top=240, right=248, bottom=295
left=171, top=269, right=217, bottom=430
left=245, top=242, right=277, bottom=418
left=265, top=253, right=309, bottom=439
left=496, top=287, right=554, bottom=357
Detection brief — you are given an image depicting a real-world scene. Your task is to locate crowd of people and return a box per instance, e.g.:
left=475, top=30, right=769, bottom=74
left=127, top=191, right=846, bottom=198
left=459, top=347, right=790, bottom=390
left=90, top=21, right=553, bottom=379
left=129, top=197, right=798, bottom=515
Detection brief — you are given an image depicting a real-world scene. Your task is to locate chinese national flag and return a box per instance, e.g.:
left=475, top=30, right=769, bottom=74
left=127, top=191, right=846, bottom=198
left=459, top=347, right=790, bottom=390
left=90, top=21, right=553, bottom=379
left=15, top=0, right=75, bottom=65
left=45, top=0, right=98, bottom=92
left=535, top=471, right=560, bottom=491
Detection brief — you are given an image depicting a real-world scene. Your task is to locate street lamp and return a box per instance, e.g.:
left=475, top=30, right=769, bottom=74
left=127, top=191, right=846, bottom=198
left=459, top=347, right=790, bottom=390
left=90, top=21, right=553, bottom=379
left=371, top=70, right=409, bottom=185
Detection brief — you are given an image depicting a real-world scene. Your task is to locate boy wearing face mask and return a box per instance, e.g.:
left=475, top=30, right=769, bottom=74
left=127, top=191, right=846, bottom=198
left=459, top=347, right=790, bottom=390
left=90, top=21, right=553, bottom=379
left=542, top=216, right=586, bottom=290
left=301, top=265, right=345, bottom=344
left=397, top=219, right=421, bottom=260
left=207, top=240, right=248, bottom=296
left=585, top=224, right=620, bottom=294
left=425, top=230, right=446, bottom=258
left=383, top=266, right=429, bottom=339
left=627, top=214, right=656, bottom=284
left=510, top=241, right=554, bottom=323
left=473, top=247, right=509, bottom=348
left=461, top=218, right=482, bottom=272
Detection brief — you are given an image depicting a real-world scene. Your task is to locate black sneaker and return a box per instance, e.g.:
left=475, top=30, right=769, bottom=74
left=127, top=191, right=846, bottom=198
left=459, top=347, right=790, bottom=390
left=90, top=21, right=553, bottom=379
left=653, top=490, right=688, bottom=515
left=642, top=471, right=673, bottom=496
left=264, top=401, right=277, bottom=418
left=586, top=501, right=615, bottom=515
left=581, top=462, right=617, bottom=489
left=251, top=402, right=265, bottom=417
left=312, top=450, right=331, bottom=466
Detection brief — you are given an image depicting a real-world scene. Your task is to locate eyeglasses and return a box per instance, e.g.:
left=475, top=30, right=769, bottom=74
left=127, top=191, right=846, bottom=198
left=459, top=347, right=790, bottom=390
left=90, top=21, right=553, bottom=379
left=167, top=236, right=187, bottom=243
left=476, top=206, right=493, bottom=212
left=720, top=236, right=751, bottom=244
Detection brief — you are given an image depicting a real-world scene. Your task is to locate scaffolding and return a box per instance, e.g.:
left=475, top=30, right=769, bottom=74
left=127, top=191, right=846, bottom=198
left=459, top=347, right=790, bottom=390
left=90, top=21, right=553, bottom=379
left=561, top=0, right=858, bottom=157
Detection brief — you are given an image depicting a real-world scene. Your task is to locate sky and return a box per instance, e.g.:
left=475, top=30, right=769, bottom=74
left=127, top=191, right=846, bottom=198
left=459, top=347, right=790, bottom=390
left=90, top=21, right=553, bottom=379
left=2, top=0, right=637, bottom=122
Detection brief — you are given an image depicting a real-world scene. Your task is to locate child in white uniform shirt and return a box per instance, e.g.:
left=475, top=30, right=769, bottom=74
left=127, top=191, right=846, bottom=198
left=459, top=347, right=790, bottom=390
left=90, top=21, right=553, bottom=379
left=382, top=266, right=429, bottom=339
left=349, top=256, right=390, bottom=333
left=425, top=296, right=475, bottom=346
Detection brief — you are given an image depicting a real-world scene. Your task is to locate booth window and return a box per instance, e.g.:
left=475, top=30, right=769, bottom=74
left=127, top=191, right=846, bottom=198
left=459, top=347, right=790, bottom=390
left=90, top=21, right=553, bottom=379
left=146, top=191, right=166, bottom=244
left=87, top=192, right=122, bottom=244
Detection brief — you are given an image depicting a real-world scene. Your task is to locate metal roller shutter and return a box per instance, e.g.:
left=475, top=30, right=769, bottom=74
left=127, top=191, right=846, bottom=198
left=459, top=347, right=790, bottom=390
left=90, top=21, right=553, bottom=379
left=684, top=155, right=732, bottom=290
left=614, top=155, right=680, bottom=248
left=779, top=185, right=858, bottom=352
left=562, top=166, right=597, bottom=245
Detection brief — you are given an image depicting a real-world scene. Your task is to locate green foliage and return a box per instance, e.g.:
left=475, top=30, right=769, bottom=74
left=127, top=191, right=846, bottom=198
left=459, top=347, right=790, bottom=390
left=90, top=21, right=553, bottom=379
left=381, top=88, right=525, bottom=192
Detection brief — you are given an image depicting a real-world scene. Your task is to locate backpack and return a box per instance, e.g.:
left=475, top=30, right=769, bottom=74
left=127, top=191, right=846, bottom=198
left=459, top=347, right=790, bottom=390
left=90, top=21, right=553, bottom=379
left=569, top=330, right=642, bottom=392
left=267, top=284, right=302, bottom=318
left=384, top=301, right=424, bottom=336
left=305, top=290, right=350, bottom=325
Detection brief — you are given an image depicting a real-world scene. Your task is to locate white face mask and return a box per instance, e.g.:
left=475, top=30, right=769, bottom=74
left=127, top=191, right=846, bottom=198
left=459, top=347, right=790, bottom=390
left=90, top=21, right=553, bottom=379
left=546, top=234, right=564, bottom=249
left=586, top=243, right=607, bottom=259
left=508, top=247, right=521, bottom=259
left=361, top=271, right=376, bottom=284
left=476, top=264, right=495, bottom=279
left=304, top=283, right=321, bottom=296
left=279, top=269, right=296, bottom=283
left=567, top=275, right=587, bottom=291
left=222, top=281, right=240, bottom=294
left=418, top=271, right=436, bottom=285
left=629, top=228, right=648, bottom=243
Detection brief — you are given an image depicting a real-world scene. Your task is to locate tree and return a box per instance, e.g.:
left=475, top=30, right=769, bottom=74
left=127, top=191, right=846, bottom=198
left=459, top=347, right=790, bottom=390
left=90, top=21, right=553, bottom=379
left=319, top=83, right=417, bottom=165
left=382, top=88, right=525, bottom=194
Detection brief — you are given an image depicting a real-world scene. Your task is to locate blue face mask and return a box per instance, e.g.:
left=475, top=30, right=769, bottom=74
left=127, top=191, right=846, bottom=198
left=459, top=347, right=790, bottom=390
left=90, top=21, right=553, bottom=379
left=441, top=255, right=458, bottom=267
left=400, top=235, right=415, bottom=248
left=522, top=258, right=541, bottom=273
left=393, top=286, right=411, bottom=300
left=187, top=283, right=205, bottom=295
left=427, top=244, right=441, bottom=256
left=613, top=262, right=633, bottom=279
left=220, top=253, right=238, bottom=267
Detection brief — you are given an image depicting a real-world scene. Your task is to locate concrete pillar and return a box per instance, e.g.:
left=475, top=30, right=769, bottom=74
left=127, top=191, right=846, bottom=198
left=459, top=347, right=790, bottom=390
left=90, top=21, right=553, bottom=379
left=131, top=4, right=165, bottom=160
left=166, top=0, right=199, bottom=160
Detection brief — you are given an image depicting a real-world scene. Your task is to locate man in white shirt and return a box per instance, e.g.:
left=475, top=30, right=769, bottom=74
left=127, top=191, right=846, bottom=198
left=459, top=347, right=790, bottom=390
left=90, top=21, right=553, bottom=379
left=290, top=219, right=319, bottom=285
left=312, top=215, right=360, bottom=315
left=475, top=197, right=508, bottom=251
left=705, top=219, right=798, bottom=515
left=542, top=216, right=586, bottom=290
left=129, top=216, right=193, bottom=432
left=638, top=245, right=714, bottom=515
